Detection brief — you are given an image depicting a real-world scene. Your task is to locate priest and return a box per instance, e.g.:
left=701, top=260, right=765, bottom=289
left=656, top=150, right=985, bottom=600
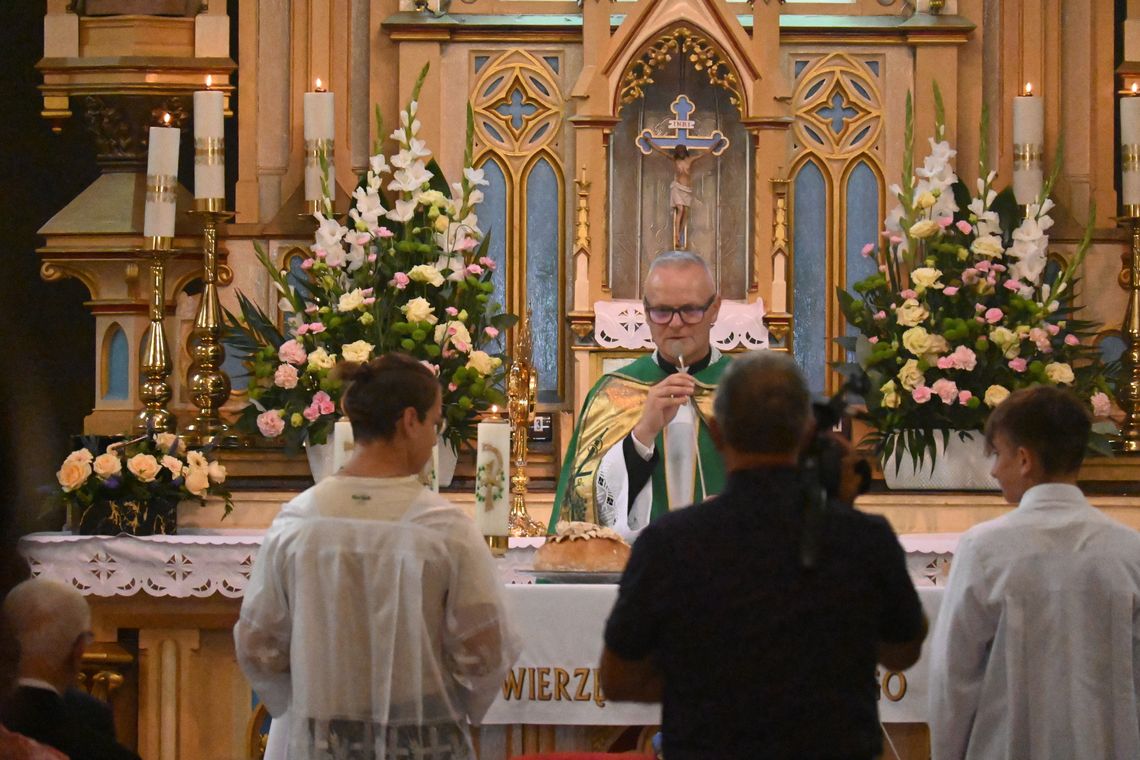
left=550, top=250, right=731, bottom=537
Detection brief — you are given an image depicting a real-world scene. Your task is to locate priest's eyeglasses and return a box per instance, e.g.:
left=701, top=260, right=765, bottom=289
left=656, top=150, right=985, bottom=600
left=643, top=295, right=717, bottom=325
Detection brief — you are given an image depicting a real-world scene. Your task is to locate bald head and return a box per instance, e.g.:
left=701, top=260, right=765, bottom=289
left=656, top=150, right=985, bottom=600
left=3, top=578, right=91, bottom=679
left=713, top=352, right=811, bottom=455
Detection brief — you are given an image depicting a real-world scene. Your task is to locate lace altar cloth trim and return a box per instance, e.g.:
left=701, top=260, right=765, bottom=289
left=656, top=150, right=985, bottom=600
left=593, top=299, right=769, bottom=351
left=19, top=532, right=955, bottom=598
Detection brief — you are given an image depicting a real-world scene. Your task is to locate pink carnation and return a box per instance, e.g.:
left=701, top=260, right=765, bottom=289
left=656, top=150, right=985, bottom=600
left=956, top=220, right=973, bottom=235
left=984, top=307, right=1004, bottom=324
left=367, top=253, right=377, bottom=262
left=873, top=310, right=887, bottom=321
left=445, top=306, right=459, bottom=317
left=1029, top=327, right=1051, bottom=352
left=313, top=391, right=335, bottom=415
left=392, top=272, right=410, bottom=290
left=485, top=326, right=500, bottom=338
left=962, top=269, right=980, bottom=285
left=1008, top=357, right=1028, bottom=373
left=949, top=345, right=977, bottom=371
left=278, top=339, right=308, bottom=365
left=1064, top=334, right=1080, bottom=346
left=376, top=227, right=394, bottom=239
left=868, top=336, right=879, bottom=344
left=302, top=404, right=320, bottom=422
left=300, top=258, right=314, bottom=270
left=479, top=256, right=496, bottom=270
left=296, top=324, right=310, bottom=336
left=256, top=411, right=285, bottom=438
left=1002, top=279, right=1023, bottom=292
left=448, top=382, right=458, bottom=392
left=937, top=356, right=954, bottom=370
left=975, top=303, right=986, bottom=313
left=1046, top=323, right=1060, bottom=335
left=931, top=378, right=959, bottom=404
left=1091, top=392, right=1112, bottom=418
left=900, top=289, right=918, bottom=300
left=958, top=390, right=973, bottom=404
left=466, top=263, right=484, bottom=275
left=975, top=260, right=992, bottom=272
left=308, top=322, right=326, bottom=334
left=943, top=286, right=959, bottom=296
left=912, top=386, right=933, bottom=404
left=860, top=243, right=874, bottom=258
left=362, top=297, right=376, bottom=306
left=937, top=216, right=954, bottom=228
left=455, top=237, right=479, bottom=252
left=274, top=364, right=299, bottom=389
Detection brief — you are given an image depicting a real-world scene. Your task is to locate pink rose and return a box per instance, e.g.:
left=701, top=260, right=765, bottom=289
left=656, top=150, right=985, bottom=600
left=1008, top=357, right=1028, bottom=373
left=943, top=286, right=959, bottom=296
left=860, top=243, right=874, bottom=258
left=256, top=411, right=285, bottom=438
left=392, top=272, right=410, bottom=289
left=1064, top=334, right=1080, bottom=346
left=466, top=263, right=484, bottom=275
left=912, top=386, right=933, bottom=404
left=1091, top=392, right=1112, bottom=418
left=479, top=256, right=496, bottom=270
left=278, top=339, right=308, bottom=365
left=274, top=364, right=299, bottom=389
left=932, top=378, right=958, bottom=404
left=984, top=308, right=1003, bottom=324
left=956, top=220, right=973, bottom=235
left=958, top=390, right=973, bottom=404
left=302, top=404, right=320, bottom=422
left=484, top=326, right=499, bottom=338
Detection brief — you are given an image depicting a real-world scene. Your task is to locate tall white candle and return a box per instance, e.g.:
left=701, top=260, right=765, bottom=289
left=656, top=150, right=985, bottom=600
left=303, top=82, right=336, bottom=203
left=144, top=123, right=180, bottom=239
left=474, top=417, right=510, bottom=538
left=193, top=86, right=225, bottom=200
left=1122, top=91, right=1140, bottom=207
left=1012, top=86, right=1044, bottom=205
left=1012, top=88, right=1044, bottom=145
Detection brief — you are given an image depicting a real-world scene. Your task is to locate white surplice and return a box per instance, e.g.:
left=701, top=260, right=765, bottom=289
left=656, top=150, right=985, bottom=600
left=928, top=483, right=1140, bottom=760
left=235, top=474, right=520, bottom=760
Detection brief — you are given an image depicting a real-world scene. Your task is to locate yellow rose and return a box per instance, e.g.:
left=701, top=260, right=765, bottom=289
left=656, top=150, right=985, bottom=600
left=336, top=289, right=365, bottom=312
left=307, top=347, right=337, bottom=370
left=895, top=298, right=929, bottom=327
left=92, top=452, right=122, bottom=479
left=880, top=379, right=901, bottom=409
left=901, top=326, right=934, bottom=358
left=342, top=340, right=375, bottom=364
left=184, top=467, right=211, bottom=497
left=466, top=350, right=496, bottom=376
left=897, top=359, right=925, bottom=392
left=57, top=457, right=92, bottom=493
left=970, top=234, right=1004, bottom=258
left=408, top=264, right=445, bottom=287
left=909, top=219, right=941, bottom=239
left=1044, top=362, right=1075, bottom=385
left=401, top=297, right=438, bottom=325
left=984, top=385, right=1011, bottom=408
left=127, top=453, right=161, bottom=483
left=910, top=267, right=944, bottom=294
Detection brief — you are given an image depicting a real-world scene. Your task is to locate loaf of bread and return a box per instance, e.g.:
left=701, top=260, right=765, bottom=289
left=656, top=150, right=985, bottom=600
left=533, top=521, right=631, bottom=572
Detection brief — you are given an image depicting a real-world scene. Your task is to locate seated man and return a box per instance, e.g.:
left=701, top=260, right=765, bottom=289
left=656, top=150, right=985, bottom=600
left=1, top=578, right=139, bottom=760
left=929, top=386, right=1140, bottom=759
left=600, top=352, right=927, bottom=759
left=550, top=250, right=730, bottom=536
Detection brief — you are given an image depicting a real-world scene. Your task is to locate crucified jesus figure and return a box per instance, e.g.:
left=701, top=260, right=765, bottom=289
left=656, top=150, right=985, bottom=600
left=651, top=144, right=710, bottom=250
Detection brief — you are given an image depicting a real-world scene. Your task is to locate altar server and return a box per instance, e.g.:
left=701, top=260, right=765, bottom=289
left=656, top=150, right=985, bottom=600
left=235, top=353, right=520, bottom=760
left=600, top=352, right=926, bottom=759
left=929, top=386, right=1140, bottom=759
left=550, top=250, right=730, bottom=538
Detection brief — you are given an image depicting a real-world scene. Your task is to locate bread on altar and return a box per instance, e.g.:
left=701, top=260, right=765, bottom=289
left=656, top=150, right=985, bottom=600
left=533, top=520, right=632, bottom=572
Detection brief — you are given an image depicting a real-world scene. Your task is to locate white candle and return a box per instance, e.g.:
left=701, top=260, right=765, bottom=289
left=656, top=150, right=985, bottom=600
left=1013, top=86, right=1044, bottom=205
left=1122, top=90, right=1140, bottom=207
left=193, top=85, right=225, bottom=200
left=474, top=417, right=510, bottom=538
left=1012, top=87, right=1044, bottom=145
left=144, top=121, right=180, bottom=239
left=1123, top=90, right=1140, bottom=145
left=303, top=82, right=335, bottom=203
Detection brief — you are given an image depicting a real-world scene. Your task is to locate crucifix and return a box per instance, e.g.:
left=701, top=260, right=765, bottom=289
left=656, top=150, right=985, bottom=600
left=636, top=95, right=730, bottom=249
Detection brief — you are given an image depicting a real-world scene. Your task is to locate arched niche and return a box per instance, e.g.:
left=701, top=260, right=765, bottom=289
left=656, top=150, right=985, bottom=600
left=609, top=26, right=751, bottom=299
left=101, top=322, right=130, bottom=401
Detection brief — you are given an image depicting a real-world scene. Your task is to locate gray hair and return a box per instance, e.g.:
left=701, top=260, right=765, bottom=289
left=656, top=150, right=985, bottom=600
left=2, top=578, right=91, bottom=667
left=646, top=250, right=715, bottom=289
left=713, top=352, right=811, bottom=454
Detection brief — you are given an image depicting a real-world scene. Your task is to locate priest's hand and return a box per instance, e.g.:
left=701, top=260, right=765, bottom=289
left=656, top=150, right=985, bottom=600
left=632, top=373, right=697, bottom=445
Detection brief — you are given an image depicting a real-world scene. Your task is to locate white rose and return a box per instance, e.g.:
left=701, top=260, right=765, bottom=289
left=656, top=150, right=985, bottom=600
left=901, top=326, right=934, bottom=358
left=909, top=219, right=941, bottom=239
left=910, top=267, right=944, bottom=294
left=880, top=379, right=901, bottom=409
left=895, top=298, right=929, bottom=327
left=971, top=234, right=1004, bottom=259
left=341, top=340, right=375, bottom=364
left=337, top=289, right=365, bottom=312
left=401, top=297, right=438, bottom=325
left=207, top=460, right=227, bottom=484
left=161, top=455, right=184, bottom=477
left=408, top=264, right=445, bottom=287
left=127, top=453, right=162, bottom=483
left=984, top=385, right=1011, bottom=408
left=307, top=347, right=337, bottom=370
left=184, top=467, right=211, bottom=498
left=57, top=457, right=92, bottom=493
left=897, top=359, right=925, bottom=392
left=93, top=452, right=122, bottom=478
left=1044, top=361, right=1075, bottom=385
left=466, top=350, right=496, bottom=376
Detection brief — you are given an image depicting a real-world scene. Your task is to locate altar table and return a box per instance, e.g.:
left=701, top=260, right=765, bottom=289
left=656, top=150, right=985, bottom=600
left=19, top=531, right=948, bottom=758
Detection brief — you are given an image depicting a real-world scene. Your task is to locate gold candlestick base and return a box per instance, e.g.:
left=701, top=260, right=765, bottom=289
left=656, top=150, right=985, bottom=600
left=509, top=493, right=547, bottom=537
left=134, top=243, right=176, bottom=435
left=485, top=535, right=508, bottom=557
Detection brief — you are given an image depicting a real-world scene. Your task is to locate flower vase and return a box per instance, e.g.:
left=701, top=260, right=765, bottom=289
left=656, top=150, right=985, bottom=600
left=882, top=432, right=1000, bottom=491
left=71, top=497, right=178, bottom=536
left=437, top=435, right=458, bottom=488
left=305, top=440, right=336, bottom=483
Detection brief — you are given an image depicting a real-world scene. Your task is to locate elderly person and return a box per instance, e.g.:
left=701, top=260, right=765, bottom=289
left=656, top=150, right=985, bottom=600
left=0, top=610, right=66, bottom=759
left=599, top=352, right=926, bottom=759
left=1, top=579, right=137, bottom=760
left=550, top=250, right=729, bottom=538
left=236, top=352, right=520, bottom=760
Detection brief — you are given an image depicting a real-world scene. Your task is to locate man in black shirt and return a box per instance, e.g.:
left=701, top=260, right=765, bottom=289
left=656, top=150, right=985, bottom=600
left=600, top=352, right=927, bottom=760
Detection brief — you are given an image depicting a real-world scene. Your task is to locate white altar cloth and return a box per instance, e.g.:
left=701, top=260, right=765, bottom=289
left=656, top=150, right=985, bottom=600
left=19, top=531, right=946, bottom=724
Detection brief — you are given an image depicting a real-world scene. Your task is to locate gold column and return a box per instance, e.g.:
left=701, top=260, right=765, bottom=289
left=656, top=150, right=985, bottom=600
left=134, top=237, right=176, bottom=435
left=184, top=198, right=236, bottom=445
left=508, top=311, right=546, bottom=537
left=1118, top=206, right=1140, bottom=453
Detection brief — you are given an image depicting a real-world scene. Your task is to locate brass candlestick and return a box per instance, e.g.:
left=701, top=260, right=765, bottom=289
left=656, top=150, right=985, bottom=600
left=134, top=237, right=177, bottom=435
left=184, top=198, right=237, bottom=445
left=507, top=311, right=547, bottom=537
left=1118, top=205, right=1140, bottom=453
